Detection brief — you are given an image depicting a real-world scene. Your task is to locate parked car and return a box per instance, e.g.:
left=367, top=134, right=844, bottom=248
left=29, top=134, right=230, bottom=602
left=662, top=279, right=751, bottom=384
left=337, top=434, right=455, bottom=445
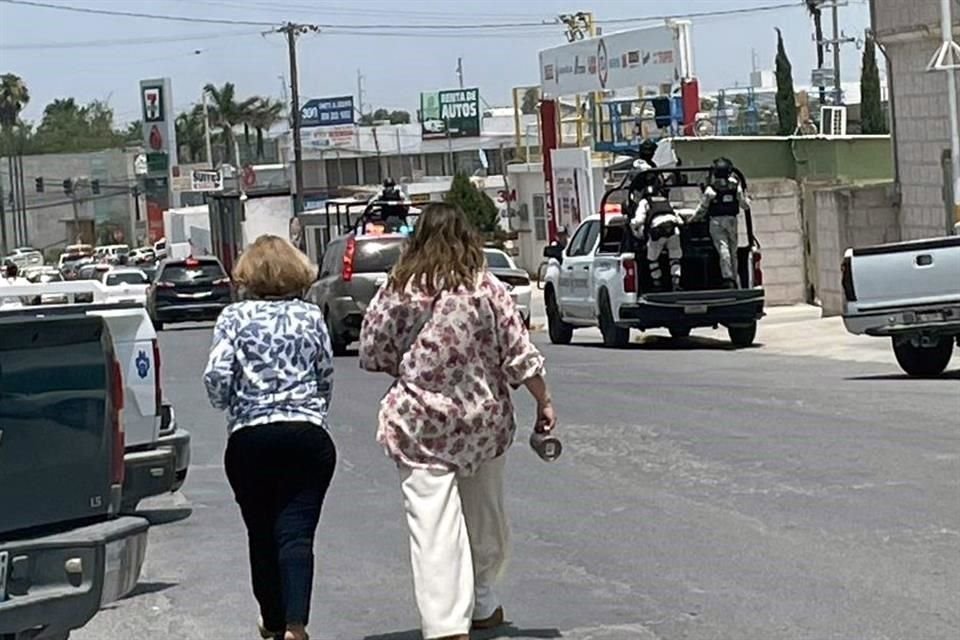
left=484, top=247, right=532, bottom=327
left=0, top=303, right=149, bottom=639
left=842, top=235, right=960, bottom=376
left=100, top=267, right=150, bottom=306
left=146, top=256, right=233, bottom=330
left=128, top=247, right=156, bottom=265
left=24, top=267, right=67, bottom=305
left=3, top=247, right=43, bottom=269
left=309, top=233, right=406, bottom=355
left=57, top=244, right=94, bottom=269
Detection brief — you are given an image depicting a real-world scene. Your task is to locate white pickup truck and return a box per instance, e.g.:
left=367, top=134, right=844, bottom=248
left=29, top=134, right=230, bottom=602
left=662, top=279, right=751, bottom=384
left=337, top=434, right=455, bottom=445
left=542, top=167, right=765, bottom=348
left=0, top=280, right=191, bottom=509
left=842, top=235, right=960, bottom=377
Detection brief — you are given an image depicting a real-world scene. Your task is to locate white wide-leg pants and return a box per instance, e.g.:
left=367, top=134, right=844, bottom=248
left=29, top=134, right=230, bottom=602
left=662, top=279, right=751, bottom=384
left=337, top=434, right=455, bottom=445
left=399, top=456, right=510, bottom=639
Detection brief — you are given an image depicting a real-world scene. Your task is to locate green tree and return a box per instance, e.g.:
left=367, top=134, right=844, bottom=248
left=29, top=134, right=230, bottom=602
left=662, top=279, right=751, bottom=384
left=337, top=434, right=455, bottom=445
left=203, top=82, right=259, bottom=166
left=249, top=98, right=285, bottom=160
left=0, top=73, right=29, bottom=131
left=860, top=36, right=888, bottom=134
left=774, top=28, right=798, bottom=136
left=31, top=98, right=125, bottom=153
left=359, top=107, right=411, bottom=126
left=124, top=120, right=143, bottom=145
left=520, top=87, right=540, bottom=115
left=175, top=106, right=207, bottom=163
left=444, top=172, right=499, bottom=233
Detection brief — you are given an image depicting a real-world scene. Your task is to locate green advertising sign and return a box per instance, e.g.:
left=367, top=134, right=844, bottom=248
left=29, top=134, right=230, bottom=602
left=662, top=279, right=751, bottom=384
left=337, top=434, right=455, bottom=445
left=420, top=88, right=481, bottom=140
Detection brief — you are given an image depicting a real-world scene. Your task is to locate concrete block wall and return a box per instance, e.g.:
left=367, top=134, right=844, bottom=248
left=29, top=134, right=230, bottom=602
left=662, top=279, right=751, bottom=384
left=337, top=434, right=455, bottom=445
left=813, top=183, right=900, bottom=316
left=882, top=31, right=960, bottom=239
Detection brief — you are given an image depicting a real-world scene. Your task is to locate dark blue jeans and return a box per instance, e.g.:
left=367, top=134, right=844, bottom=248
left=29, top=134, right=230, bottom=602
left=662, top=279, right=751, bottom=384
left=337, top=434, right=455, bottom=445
left=225, top=421, right=336, bottom=632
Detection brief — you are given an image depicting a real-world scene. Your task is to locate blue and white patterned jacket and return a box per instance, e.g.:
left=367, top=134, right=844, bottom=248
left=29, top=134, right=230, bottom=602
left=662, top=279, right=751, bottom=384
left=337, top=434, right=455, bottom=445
left=203, top=299, right=334, bottom=434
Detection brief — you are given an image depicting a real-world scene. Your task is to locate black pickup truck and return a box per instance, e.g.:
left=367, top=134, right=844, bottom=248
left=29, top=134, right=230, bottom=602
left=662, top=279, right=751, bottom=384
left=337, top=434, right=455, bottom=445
left=0, top=310, right=148, bottom=639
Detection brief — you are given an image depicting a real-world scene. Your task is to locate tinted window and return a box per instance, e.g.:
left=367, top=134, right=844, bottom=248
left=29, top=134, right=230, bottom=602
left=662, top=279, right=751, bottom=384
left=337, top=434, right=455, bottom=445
left=484, top=251, right=512, bottom=269
left=107, top=272, right=148, bottom=286
left=160, top=261, right=225, bottom=283
left=355, top=239, right=404, bottom=273
left=567, top=222, right=599, bottom=257
left=28, top=271, right=62, bottom=283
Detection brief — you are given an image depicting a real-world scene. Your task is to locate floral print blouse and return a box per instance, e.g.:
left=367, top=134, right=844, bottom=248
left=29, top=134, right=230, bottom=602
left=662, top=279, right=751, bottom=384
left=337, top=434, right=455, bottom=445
left=359, top=272, right=545, bottom=474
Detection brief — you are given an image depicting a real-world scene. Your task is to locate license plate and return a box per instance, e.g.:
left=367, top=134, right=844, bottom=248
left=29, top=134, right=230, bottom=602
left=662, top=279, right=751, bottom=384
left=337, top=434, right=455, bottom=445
left=0, top=550, right=9, bottom=601
left=684, top=304, right=708, bottom=315
left=918, top=311, right=944, bottom=323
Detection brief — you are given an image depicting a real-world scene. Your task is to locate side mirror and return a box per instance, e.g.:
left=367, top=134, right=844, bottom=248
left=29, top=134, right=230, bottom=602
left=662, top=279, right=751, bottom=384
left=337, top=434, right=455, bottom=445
left=543, top=245, right=563, bottom=262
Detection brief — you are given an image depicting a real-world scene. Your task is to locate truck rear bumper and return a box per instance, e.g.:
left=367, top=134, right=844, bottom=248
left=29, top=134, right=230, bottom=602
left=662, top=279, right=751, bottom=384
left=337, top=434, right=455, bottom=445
left=619, top=289, right=765, bottom=330
left=0, top=516, right=148, bottom=639
left=123, top=449, right=176, bottom=508
left=843, top=303, right=960, bottom=337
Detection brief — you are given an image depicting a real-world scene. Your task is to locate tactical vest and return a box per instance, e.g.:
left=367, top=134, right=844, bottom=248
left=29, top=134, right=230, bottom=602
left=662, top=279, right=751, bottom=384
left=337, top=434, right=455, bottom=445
left=646, top=198, right=679, bottom=240
left=708, top=180, right=739, bottom=216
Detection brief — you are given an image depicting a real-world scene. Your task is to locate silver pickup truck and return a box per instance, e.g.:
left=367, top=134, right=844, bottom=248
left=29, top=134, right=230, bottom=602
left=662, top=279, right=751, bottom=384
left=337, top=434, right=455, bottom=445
left=842, top=236, right=960, bottom=376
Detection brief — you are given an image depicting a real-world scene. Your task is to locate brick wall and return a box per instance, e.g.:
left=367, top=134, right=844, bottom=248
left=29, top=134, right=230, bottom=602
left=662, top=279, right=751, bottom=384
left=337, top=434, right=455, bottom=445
left=813, top=183, right=900, bottom=316
left=674, top=178, right=807, bottom=305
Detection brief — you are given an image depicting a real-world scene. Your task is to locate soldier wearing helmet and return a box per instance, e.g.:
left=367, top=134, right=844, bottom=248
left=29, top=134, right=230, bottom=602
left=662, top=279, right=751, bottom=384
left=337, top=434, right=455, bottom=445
left=695, top=157, right=757, bottom=289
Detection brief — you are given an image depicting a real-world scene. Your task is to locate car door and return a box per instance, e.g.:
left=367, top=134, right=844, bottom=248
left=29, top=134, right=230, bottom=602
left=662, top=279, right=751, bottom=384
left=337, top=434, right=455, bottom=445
left=557, top=221, right=592, bottom=317
left=567, top=220, right=601, bottom=319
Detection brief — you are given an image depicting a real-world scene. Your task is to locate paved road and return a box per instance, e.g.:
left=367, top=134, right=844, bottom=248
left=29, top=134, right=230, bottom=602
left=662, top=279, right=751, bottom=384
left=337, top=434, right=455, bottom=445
left=76, top=324, right=960, bottom=640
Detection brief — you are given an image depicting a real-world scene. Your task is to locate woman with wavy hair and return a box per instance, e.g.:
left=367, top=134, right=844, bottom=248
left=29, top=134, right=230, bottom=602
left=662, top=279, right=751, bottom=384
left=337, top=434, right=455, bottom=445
left=359, top=203, right=557, bottom=640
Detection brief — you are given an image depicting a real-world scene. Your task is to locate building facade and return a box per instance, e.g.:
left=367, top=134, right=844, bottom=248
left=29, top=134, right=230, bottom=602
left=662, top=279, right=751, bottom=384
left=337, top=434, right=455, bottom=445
left=872, top=0, right=960, bottom=238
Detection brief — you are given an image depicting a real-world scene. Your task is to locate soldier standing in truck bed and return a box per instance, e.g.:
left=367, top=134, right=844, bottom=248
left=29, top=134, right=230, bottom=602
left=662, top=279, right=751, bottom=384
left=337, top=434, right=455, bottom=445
left=695, top=157, right=757, bottom=289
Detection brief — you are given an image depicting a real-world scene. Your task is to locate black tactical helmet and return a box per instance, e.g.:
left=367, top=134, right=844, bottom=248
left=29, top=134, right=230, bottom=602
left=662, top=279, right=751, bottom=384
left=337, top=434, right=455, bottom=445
left=712, top=157, right=734, bottom=180
left=637, top=138, right=658, bottom=161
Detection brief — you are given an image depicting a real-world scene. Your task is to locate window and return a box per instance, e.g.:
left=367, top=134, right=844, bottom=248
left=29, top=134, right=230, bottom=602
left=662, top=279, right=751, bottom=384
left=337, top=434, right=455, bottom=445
left=532, top=194, right=547, bottom=241
left=567, top=221, right=600, bottom=257
left=483, top=250, right=512, bottom=269
left=106, top=272, right=148, bottom=286
left=160, top=260, right=225, bottom=283
left=355, top=238, right=405, bottom=273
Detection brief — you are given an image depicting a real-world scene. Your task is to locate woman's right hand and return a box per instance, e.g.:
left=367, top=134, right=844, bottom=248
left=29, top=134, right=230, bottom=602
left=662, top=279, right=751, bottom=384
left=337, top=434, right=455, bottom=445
left=535, top=400, right=557, bottom=433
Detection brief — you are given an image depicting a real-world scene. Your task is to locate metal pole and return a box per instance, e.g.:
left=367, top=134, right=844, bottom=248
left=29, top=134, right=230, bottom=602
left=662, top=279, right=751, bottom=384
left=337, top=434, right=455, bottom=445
left=286, top=24, right=305, bottom=216
left=457, top=58, right=464, bottom=89
left=70, top=184, right=81, bottom=245
left=202, top=89, right=214, bottom=168
left=831, top=1, right=842, bottom=104
left=0, top=171, right=7, bottom=255
left=939, top=0, right=960, bottom=226
left=17, top=152, right=27, bottom=246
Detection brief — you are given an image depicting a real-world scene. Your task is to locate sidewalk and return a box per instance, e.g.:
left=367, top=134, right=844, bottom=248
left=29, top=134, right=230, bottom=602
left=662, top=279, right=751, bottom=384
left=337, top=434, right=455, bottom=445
left=527, top=288, right=894, bottom=365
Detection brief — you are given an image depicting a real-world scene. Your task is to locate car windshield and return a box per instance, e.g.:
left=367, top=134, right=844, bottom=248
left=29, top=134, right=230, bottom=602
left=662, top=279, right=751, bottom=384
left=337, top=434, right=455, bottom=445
left=484, top=250, right=512, bottom=269
left=29, top=271, right=62, bottom=283
left=355, top=238, right=404, bottom=273
left=160, top=261, right=225, bottom=283
left=107, top=272, right=148, bottom=286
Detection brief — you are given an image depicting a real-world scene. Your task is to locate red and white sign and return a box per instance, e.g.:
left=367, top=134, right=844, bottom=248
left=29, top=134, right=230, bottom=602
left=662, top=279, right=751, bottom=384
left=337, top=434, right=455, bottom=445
left=538, top=25, right=680, bottom=96
left=143, top=86, right=162, bottom=122
left=300, top=125, right=357, bottom=156
left=241, top=165, right=257, bottom=189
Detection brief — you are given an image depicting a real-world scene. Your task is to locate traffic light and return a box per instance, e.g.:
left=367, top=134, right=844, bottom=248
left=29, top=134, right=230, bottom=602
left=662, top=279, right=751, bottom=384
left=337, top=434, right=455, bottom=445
left=35, top=177, right=44, bottom=193
left=63, top=179, right=73, bottom=195
left=91, top=179, right=101, bottom=195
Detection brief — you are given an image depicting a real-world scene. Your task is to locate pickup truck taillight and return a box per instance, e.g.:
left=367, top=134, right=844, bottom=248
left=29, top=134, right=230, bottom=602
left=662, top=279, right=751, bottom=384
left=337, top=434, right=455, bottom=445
left=841, top=256, right=857, bottom=301
left=623, top=259, right=637, bottom=293
left=342, top=236, right=357, bottom=282
left=110, top=358, right=125, bottom=487
left=152, top=339, right=162, bottom=420
left=752, top=251, right=763, bottom=287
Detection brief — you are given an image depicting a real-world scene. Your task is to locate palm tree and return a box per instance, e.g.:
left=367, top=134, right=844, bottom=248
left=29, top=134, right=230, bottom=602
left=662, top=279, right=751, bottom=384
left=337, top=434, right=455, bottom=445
left=248, top=98, right=285, bottom=161
left=203, top=82, right=258, bottom=167
left=805, top=0, right=826, bottom=106
left=175, top=106, right=207, bottom=163
left=0, top=73, right=30, bottom=131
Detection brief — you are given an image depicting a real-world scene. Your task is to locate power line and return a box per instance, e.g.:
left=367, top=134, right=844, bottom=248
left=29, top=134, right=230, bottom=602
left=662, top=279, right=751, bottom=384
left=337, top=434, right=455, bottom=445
left=1, top=0, right=806, bottom=33
left=0, top=0, right=276, bottom=26
left=0, top=29, right=262, bottom=50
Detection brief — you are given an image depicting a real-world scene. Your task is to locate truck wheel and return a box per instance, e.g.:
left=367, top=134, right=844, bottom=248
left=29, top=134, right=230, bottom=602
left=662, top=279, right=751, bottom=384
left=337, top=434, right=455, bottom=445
left=599, top=292, right=630, bottom=348
left=326, top=310, right=349, bottom=357
left=545, top=288, right=573, bottom=345
left=727, top=322, right=757, bottom=348
left=669, top=327, right=691, bottom=339
left=892, top=336, right=953, bottom=377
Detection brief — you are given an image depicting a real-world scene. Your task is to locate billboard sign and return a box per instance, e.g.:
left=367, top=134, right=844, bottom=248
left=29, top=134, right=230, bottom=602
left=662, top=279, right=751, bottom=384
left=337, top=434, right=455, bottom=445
left=300, top=125, right=357, bottom=155
left=420, top=88, right=481, bottom=139
left=191, top=169, right=223, bottom=192
left=539, top=26, right=679, bottom=96
left=301, top=96, right=355, bottom=128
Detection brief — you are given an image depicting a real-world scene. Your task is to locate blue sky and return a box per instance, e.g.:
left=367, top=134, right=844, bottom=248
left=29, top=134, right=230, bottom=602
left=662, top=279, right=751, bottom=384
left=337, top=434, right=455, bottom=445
left=0, top=0, right=872, bottom=126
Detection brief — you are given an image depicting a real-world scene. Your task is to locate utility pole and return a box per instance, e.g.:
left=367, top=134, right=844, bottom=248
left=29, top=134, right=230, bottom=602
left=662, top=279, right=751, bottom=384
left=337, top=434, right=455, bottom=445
left=202, top=89, right=214, bottom=168
left=357, top=69, right=366, bottom=119
left=0, top=177, right=7, bottom=255
left=818, top=1, right=855, bottom=105
left=456, top=57, right=464, bottom=89
left=279, top=23, right=319, bottom=217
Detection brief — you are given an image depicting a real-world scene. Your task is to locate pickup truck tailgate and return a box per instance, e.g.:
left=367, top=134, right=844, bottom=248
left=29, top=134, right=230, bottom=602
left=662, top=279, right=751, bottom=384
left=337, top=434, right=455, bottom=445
left=850, top=237, right=960, bottom=310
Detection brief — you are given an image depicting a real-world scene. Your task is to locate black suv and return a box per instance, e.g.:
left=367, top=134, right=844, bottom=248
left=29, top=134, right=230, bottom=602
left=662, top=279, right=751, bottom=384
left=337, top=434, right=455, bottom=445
left=147, top=256, right=233, bottom=330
